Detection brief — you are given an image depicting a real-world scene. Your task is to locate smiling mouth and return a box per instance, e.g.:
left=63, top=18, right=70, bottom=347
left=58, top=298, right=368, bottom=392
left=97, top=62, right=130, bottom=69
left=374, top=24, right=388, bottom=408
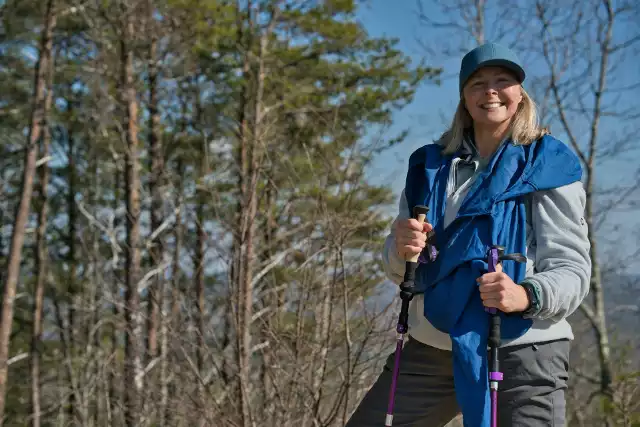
left=480, top=102, right=504, bottom=109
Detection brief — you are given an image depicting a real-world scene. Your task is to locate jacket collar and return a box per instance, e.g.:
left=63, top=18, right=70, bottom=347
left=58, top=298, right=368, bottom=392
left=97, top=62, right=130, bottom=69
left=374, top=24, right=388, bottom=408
left=458, top=131, right=479, bottom=161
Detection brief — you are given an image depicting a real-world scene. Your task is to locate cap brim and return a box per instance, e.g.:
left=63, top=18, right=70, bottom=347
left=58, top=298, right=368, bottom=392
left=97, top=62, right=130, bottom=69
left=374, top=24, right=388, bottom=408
left=470, top=59, right=526, bottom=83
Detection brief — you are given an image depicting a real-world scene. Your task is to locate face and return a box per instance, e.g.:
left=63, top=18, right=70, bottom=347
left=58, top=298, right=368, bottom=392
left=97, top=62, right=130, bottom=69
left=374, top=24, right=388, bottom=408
left=462, top=66, right=523, bottom=130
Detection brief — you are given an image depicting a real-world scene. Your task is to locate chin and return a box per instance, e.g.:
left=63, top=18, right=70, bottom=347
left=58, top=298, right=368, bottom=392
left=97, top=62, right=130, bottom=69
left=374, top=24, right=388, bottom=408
left=474, top=115, right=510, bottom=126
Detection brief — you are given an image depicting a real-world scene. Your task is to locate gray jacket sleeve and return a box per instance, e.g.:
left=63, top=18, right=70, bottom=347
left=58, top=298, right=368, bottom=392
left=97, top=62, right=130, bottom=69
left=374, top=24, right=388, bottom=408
left=522, top=181, right=592, bottom=321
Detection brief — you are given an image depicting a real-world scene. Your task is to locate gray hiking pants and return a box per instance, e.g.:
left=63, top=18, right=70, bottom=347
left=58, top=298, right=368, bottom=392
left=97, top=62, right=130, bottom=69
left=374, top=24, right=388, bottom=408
left=346, top=337, right=570, bottom=426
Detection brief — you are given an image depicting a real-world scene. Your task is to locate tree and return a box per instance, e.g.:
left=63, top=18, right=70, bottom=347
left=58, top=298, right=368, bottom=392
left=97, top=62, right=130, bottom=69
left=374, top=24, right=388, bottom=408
left=118, top=1, right=144, bottom=424
left=0, top=0, right=56, bottom=422
left=0, top=0, right=440, bottom=424
left=29, top=35, right=56, bottom=427
left=416, top=0, right=640, bottom=424
left=532, top=1, right=640, bottom=423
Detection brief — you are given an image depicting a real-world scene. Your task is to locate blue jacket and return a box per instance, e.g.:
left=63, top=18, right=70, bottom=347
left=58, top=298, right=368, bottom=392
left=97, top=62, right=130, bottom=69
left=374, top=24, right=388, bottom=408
left=404, top=135, right=582, bottom=427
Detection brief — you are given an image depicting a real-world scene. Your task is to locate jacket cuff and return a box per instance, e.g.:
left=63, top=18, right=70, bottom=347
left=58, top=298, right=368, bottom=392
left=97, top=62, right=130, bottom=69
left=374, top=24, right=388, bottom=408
left=518, top=279, right=543, bottom=319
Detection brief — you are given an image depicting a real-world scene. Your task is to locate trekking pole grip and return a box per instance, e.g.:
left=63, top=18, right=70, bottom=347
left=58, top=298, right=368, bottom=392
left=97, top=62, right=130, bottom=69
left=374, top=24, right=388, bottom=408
left=403, top=205, right=429, bottom=283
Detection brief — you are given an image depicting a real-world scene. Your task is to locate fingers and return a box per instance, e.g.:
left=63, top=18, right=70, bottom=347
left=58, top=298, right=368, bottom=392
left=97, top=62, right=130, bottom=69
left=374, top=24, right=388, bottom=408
left=397, top=233, right=426, bottom=255
left=406, top=218, right=425, bottom=231
left=479, top=285, right=509, bottom=311
left=396, top=220, right=433, bottom=241
left=477, top=273, right=509, bottom=300
left=394, top=218, right=434, bottom=259
left=481, top=298, right=504, bottom=310
left=477, top=270, right=527, bottom=313
left=398, top=218, right=433, bottom=232
left=479, top=288, right=507, bottom=301
left=476, top=272, right=507, bottom=286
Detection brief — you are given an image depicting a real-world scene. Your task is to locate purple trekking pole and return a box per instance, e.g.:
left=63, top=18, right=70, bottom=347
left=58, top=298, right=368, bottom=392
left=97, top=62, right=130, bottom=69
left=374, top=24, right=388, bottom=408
left=385, top=205, right=430, bottom=426
left=486, top=245, right=525, bottom=427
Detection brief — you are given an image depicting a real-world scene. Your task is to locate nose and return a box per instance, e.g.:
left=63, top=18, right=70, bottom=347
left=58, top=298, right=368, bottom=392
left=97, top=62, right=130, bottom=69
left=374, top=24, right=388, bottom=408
left=484, top=85, right=498, bottom=95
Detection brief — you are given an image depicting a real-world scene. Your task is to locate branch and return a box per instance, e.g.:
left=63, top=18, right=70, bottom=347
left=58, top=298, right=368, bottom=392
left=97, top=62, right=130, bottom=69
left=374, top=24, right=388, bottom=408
left=7, top=352, right=28, bottom=366
left=573, top=367, right=601, bottom=385
left=608, top=34, right=640, bottom=53
left=251, top=238, right=309, bottom=289
left=416, top=0, right=470, bottom=32
left=587, top=0, right=614, bottom=165
left=536, top=1, right=588, bottom=165
left=134, top=356, right=161, bottom=384
left=136, top=261, right=170, bottom=293
left=144, top=206, right=180, bottom=249
left=76, top=200, right=122, bottom=268
left=594, top=180, right=640, bottom=230
left=578, top=301, right=598, bottom=330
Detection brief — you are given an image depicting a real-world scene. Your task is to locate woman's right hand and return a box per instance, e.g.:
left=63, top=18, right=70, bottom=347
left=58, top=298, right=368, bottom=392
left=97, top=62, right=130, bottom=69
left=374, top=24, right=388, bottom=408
left=394, top=218, right=434, bottom=260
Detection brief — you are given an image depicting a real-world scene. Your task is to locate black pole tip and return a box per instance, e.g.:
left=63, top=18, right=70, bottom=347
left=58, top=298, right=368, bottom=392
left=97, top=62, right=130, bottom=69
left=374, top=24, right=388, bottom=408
left=413, top=205, right=429, bottom=218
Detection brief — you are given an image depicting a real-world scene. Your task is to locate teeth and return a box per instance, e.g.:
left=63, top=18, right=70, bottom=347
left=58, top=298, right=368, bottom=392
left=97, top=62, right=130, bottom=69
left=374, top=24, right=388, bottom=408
left=482, top=103, right=502, bottom=109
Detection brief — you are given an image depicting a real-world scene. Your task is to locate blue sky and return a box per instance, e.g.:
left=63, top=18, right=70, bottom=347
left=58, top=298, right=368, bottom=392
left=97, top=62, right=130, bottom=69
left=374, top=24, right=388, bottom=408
left=355, top=0, right=640, bottom=269
left=356, top=1, right=461, bottom=195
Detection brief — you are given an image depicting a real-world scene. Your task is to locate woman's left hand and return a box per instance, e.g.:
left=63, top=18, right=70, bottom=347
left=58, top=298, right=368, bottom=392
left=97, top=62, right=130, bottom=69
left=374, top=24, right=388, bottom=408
left=476, top=264, right=529, bottom=313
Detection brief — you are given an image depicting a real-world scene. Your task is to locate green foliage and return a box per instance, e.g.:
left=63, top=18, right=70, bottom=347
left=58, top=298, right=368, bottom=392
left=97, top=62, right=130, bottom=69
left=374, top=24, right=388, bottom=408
left=0, top=0, right=442, bottom=424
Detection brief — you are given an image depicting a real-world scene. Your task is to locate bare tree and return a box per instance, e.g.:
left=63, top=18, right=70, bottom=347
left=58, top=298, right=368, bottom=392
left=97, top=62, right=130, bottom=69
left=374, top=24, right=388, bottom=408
left=229, top=2, right=276, bottom=425
left=29, top=36, right=55, bottom=427
left=146, top=0, right=162, bottom=366
left=532, top=1, right=640, bottom=423
left=145, top=0, right=165, bottom=420
left=0, top=0, right=56, bottom=422
left=118, top=1, right=143, bottom=424
left=416, top=0, right=640, bottom=424
left=0, top=1, right=435, bottom=425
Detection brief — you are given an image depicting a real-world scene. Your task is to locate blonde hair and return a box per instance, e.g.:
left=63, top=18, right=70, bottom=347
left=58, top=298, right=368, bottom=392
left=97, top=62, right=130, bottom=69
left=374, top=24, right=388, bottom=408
left=437, top=87, right=549, bottom=155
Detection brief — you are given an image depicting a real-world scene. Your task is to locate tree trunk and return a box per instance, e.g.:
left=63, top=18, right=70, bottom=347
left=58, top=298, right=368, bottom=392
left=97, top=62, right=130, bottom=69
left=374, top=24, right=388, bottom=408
left=585, top=0, right=613, bottom=400
left=29, top=40, right=55, bottom=427
left=194, top=88, right=207, bottom=420
left=231, top=4, right=251, bottom=424
left=146, top=0, right=162, bottom=367
left=120, top=3, right=143, bottom=425
left=53, top=296, right=80, bottom=426
left=195, top=189, right=206, bottom=419
left=0, top=0, right=56, bottom=421
left=234, top=5, right=271, bottom=425
left=146, top=4, right=164, bottom=420
left=166, top=155, right=184, bottom=427
left=88, top=154, right=102, bottom=427
left=258, top=182, right=277, bottom=425
left=108, top=169, right=122, bottom=426
left=66, top=92, right=78, bottom=423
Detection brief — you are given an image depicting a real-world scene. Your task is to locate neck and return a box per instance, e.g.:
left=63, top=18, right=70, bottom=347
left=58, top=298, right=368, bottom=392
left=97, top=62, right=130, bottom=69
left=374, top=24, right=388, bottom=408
left=473, top=123, right=511, bottom=157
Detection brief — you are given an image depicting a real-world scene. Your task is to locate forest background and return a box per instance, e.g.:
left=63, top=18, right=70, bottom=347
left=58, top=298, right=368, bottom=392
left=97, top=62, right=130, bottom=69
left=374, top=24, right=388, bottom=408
left=0, top=0, right=638, bottom=426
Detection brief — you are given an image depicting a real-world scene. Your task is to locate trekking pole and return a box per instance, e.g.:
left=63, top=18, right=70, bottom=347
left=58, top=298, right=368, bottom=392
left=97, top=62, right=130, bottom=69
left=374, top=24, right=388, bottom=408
left=486, top=245, right=526, bottom=427
left=385, top=205, right=430, bottom=427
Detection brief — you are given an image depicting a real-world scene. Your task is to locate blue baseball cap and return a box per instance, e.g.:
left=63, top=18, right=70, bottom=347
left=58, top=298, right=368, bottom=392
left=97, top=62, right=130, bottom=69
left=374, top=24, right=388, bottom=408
left=459, top=42, right=526, bottom=94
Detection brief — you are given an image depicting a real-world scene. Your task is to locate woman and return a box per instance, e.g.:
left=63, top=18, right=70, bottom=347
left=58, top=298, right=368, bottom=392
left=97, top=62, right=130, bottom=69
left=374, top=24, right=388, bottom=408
left=347, top=42, right=591, bottom=426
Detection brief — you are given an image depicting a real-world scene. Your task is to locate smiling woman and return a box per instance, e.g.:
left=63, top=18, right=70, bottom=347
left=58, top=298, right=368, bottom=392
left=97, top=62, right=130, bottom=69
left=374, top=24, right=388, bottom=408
left=438, top=45, right=548, bottom=160
left=463, top=67, right=523, bottom=154
left=346, top=42, right=592, bottom=427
